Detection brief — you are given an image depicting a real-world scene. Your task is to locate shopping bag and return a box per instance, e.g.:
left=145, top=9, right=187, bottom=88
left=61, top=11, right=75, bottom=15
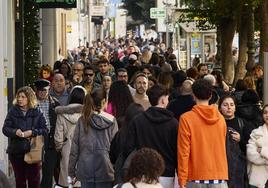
left=24, top=135, right=44, bottom=164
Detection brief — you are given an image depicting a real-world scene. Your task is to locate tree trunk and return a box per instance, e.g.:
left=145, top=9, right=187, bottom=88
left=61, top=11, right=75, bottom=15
left=219, top=18, right=236, bottom=84
left=246, top=6, right=255, bottom=72
left=234, top=5, right=248, bottom=85
left=259, top=0, right=268, bottom=66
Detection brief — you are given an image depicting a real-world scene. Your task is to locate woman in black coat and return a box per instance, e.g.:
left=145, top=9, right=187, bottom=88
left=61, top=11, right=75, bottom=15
left=2, top=86, right=47, bottom=188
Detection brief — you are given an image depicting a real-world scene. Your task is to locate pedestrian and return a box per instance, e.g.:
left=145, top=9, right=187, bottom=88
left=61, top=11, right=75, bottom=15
left=247, top=104, right=268, bottom=188
left=106, top=80, right=134, bottom=119
left=2, top=86, right=47, bottom=188
left=113, top=148, right=165, bottom=188
left=34, top=79, right=61, bottom=188
left=177, top=79, right=228, bottom=188
left=69, top=89, right=118, bottom=188
left=54, top=85, right=86, bottom=187
left=218, top=95, right=247, bottom=188
left=123, top=84, right=178, bottom=188
left=132, top=73, right=151, bottom=110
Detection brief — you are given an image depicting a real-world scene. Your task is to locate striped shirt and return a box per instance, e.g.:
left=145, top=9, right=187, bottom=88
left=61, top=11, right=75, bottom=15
left=193, top=180, right=226, bottom=184
left=38, top=99, right=50, bottom=131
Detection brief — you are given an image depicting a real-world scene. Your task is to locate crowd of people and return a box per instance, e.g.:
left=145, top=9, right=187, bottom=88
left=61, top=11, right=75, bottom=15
left=1, top=37, right=267, bottom=188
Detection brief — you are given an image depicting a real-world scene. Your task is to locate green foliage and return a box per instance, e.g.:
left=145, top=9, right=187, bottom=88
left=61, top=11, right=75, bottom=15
left=24, top=1, right=41, bottom=86
left=179, top=0, right=263, bottom=30
left=122, top=0, right=155, bottom=25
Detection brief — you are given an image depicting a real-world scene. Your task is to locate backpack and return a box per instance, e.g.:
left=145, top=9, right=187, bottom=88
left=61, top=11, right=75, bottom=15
left=114, top=150, right=137, bottom=184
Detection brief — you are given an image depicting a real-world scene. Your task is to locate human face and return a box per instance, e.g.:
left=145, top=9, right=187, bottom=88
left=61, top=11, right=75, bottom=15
left=84, top=69, right=95, bottom=83
left=99, top=63, right=109, bottom=74
left=220, top=97, right=236, bottom=120
left=102, top=76, right=112, bottom=90
left=36, top=89, right=49, bottom=101
left=16, top=92, right=28, bottom=109
left=142, top=68, right=152, bottom=77
left=52, top=74, right=66, bottom=94
left=72, top=64, right=84, bottom=78
left=42, top=70, right=50, bottom=79
left=60, top=64, right=69, bottom=76
left=199, top=65, right=208, bottom=76
left=148, top=80, right=155, bottom=89
left=117, top=71, right=128, bottom=82
left=254, top=68, right=263, bottom=79
left=263, top=106, right=268, bottom=125
left=129, top=46, right=136, bottom=54
left=135, top=76, right=148, bottom=95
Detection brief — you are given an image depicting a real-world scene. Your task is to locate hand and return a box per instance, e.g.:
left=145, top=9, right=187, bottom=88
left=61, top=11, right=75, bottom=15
left=230, top=131, right=240, bottom=142
left=23, top=130, right=33, bottom=138
left=72, top=177, right=77, bottom=185
left=16, top=129, right=23, bottom=137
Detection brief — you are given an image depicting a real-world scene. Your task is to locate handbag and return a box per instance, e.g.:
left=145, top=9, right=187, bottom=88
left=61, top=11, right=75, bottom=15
left=7, top=138, right=31, bottom=154
left=24, top=117, right=44, bottom=164
left=24, top=135, right=44, bottom=164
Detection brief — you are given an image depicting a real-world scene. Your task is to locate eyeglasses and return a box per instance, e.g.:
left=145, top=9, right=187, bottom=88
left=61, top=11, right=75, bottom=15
left=84, top=73, right=94, bottom=77
left=73, top=69, right=83, bottom=71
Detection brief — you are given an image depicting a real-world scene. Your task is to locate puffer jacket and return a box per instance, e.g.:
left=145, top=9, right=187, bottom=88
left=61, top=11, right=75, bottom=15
left=68, top=111, right=118, bottom=182
left=247, top=125, right=268, bottom=188
left=54, top=103, right=82, bottom=187
left=2, top=105, right=47, bottom=156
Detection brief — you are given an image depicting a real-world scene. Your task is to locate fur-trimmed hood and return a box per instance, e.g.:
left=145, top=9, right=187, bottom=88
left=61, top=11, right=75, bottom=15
left=55, top=104, right=83, bottom=124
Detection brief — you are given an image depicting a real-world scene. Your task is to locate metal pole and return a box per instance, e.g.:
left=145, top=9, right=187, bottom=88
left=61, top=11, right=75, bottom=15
left=165, top=0, right=169, bottom=48
left=263, top=52, right=268, bottom=105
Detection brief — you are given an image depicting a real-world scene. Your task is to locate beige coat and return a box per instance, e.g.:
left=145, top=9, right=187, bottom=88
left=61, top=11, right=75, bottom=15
left=247, top=124, right=268, bottom=188
left=54, top=104, right=82, bottom=187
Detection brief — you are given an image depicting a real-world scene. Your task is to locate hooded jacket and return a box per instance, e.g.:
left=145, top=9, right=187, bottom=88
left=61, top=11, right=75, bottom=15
left=69, top=111, right=118, bottom=182
left=178, top=104, right=228, bottom=187
left=123, top=107, right=178, bottom=177
left=54, top=103, right=82, bottom=187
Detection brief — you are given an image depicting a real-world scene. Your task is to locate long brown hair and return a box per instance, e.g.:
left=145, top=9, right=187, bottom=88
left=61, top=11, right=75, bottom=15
left=82, top=89, right=106, bottom=133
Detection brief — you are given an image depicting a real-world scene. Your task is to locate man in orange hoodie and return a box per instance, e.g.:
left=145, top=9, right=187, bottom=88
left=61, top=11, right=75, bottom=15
left=177, top=79, right=228, bottom=188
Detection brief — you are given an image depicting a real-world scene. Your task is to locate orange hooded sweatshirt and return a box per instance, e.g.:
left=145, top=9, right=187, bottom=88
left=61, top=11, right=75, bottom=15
left=177, top=104, right=228, bottom=187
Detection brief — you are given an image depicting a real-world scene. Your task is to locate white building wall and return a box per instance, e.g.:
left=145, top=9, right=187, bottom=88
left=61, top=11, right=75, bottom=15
left=115, top=9, right=127, bottom=39
left=0, top=0, right=15, bottom=174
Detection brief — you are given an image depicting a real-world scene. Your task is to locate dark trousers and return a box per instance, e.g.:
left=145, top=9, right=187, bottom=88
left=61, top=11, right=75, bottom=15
left=10, top=156, right=40, bottom=188
left=40, top=149, right=60, bottom=188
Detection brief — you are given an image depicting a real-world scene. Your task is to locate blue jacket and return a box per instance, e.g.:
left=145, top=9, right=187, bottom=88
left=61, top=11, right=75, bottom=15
left=2, top=105, right=48, bottom=155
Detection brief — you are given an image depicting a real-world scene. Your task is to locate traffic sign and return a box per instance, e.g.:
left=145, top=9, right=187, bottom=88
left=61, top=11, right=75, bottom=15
left=150, top=8, right=166, bottom=19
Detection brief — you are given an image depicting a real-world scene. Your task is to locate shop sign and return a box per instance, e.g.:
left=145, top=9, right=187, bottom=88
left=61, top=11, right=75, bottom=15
left=34, top=0, right=77, bottom=8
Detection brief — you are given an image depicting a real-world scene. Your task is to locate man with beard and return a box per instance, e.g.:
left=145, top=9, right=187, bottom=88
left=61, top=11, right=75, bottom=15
left=82, top=65, right=97, bottom=94
left=132, top=73, right=151, bottom=110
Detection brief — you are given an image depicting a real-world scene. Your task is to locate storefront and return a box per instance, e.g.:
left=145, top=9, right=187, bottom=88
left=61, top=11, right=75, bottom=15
left=176, top=22, right=217, bottom=70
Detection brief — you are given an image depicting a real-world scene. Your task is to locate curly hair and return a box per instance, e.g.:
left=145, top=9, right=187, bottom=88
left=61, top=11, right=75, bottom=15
left=125, top=148, right=165, bottom=184
left=13, top=86, right=37, bottom=109
left=108, top=80, right=134, bottom=118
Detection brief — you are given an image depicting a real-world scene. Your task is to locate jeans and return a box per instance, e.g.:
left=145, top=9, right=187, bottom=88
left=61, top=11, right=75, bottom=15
left=10, top=156, right=40, bottom=188
left=187, top=182, right=228, bottom=188
left=80, top=181, right=113, bottom=188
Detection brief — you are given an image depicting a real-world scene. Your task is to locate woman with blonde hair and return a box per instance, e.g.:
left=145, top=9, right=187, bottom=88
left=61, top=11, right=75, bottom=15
left=69, top=89, right=118, bottom=188
left=2, top=86, right=47, bottom=188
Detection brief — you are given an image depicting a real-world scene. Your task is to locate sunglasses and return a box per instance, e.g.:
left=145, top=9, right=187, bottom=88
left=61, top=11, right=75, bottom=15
left=85, top=73, right=94, bottom=76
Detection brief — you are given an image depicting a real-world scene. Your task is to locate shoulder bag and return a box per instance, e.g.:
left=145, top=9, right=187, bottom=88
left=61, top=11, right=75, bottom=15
left=24, top=117, right=44, bottom=164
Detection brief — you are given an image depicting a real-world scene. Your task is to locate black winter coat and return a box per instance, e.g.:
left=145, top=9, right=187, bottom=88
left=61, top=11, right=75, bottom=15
left=2, top=105, right=48, bottom=156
